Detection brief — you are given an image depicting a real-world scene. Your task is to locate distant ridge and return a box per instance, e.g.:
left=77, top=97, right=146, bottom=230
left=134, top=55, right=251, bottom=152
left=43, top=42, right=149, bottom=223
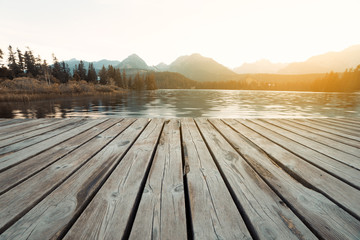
left=233, top=59, right=288, bottom=74
left=63, top=44, right=360, bottom=77
left=167, top=53, right=237, bottom=82
left=116, top=54, right=150, bottom=70
left=277, top=45, right=360, bottom=74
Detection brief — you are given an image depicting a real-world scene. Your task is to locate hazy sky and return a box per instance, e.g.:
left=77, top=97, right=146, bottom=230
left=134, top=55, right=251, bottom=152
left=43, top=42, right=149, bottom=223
left=1, top=0, right=360, bottom=68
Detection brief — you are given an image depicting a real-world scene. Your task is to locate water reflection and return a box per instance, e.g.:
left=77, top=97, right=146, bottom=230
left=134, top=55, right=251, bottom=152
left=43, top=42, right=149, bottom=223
left=0, top=90, right=359, bottom=119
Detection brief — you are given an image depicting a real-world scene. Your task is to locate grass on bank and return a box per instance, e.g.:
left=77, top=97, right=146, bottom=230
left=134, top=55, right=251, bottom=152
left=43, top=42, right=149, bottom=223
left=0, top=77, right=126, bottom=102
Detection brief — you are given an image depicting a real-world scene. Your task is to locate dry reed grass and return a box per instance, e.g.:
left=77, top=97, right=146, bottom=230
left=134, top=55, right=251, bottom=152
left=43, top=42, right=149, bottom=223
left=0, top=78, right=126, bottom=102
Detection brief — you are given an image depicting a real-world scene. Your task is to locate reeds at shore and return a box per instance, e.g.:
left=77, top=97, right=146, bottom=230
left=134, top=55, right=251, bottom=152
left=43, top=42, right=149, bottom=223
left=0, top=78, right=126, bottom=102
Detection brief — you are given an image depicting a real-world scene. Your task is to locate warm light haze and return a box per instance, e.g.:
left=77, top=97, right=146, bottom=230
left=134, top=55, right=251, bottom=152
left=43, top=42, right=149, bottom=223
left=1, top=0, right=360, bottom=67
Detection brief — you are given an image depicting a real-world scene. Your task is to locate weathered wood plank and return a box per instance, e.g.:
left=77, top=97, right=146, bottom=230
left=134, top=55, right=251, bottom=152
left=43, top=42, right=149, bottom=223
left=214, top=119, right=360, bottom=239
left=0, top=118, right=106, bottom=171
left=242, top=119, right=360, bottom=190
left=180, top=118, right=251, bottom=239
left=318, top=118, right=360, bottom=130
left=62, top=119, right=163, bottom=240
left=290, top=119, right=360, bottom=143
left=0, top=118, right=149, bottom=239
left=261, top=119, right=360, bottom=170
left=0, top=119, right=63, bottom=142
left=0, top=118, right=131, bottom=232
left=0, top=119, right=124, bottom=194
left=308, top=119, right=360, bottom=137
left=0, top=118, right=83, bottom=156
left=0, top=119, right=27, bottom=127
left=0, top=118, right=51, bottom=136
left=129, top=119, right=187, bottom=240
left=195, top=118, right=315, bottom=240
left=285, top=119, right=360, bottom=148
left=225, top=119, right=360, bottom=219
left=0, top=119, right=74, bottom=148
left=274, top=119, right=360, bottom=156
left=342, top=118, right=360, bottom=124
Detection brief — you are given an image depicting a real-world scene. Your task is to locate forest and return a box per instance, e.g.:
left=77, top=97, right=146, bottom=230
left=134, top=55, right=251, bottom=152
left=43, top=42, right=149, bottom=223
left=0, top=45, right=359, bottom=101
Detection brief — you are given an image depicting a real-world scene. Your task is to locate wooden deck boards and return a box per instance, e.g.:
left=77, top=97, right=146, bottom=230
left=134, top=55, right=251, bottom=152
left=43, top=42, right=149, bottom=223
left=0, top=118, right=359, bottom=240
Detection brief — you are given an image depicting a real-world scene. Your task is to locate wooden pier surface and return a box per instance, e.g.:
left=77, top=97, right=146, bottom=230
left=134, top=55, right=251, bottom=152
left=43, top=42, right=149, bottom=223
left=0, top=117, right=359, bottom=239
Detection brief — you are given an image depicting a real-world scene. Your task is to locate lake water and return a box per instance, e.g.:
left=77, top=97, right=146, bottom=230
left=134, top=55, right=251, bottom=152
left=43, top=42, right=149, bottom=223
left=1, top=89, right=360, bottom=119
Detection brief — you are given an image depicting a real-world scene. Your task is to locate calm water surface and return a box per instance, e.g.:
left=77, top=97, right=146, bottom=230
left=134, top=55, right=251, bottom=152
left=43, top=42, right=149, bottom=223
left=1, top=89, right=360, bottom=118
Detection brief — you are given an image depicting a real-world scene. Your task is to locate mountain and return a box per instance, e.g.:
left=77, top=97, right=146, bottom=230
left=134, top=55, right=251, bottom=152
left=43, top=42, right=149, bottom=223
left=168, top=53, right=237, bottom=82
left=116, top=54, right=149, bottom=70
left=64, top=59, right=121, bottom=71
left=154, top=62, right=169, bottom=71
left=233, top=59, right=288, bottom=74
left=278, top=45, right=360, bottom=74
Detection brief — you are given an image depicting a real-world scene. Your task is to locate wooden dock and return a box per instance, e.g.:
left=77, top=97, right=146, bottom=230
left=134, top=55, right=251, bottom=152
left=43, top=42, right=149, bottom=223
left=0, top=117, right=359, bottom=239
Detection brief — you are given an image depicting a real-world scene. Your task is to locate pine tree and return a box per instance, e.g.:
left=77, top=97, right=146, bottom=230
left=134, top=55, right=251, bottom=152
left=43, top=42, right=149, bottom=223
left=133, top=72, right=144, bottom=90
left=8, top=45, right=21, bottom=78
left=52, top=53, right=62, bottom=82
left=122, top=69, right=127, bottom=88
left=60, top=61, right=71, bottom=83
left=99, top=65, right=108, bottom=85
left=0, top=48, right=3, bottom=67
left=114, top=68, right=123, bottom=87
left=145, top=72, right=157, bottom=90
left=86, top=63, right=97, bottom=83
left=24, top=48, right=38, bottom=77
left=107, top=65, right=115, bottom=85
left=17, top=48, right=25, bottom=74
left=75, top=60, right=87, bottom=80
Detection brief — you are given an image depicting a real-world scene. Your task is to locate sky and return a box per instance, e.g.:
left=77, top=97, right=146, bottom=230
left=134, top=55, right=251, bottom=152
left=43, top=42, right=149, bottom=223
left=1, top=0, right=360, bottom=68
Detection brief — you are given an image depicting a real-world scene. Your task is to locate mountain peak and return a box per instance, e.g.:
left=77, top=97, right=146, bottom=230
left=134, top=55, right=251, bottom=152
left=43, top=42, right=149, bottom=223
left=118, top=54, right=149, bottom=69
left=168, top=53, right=236, bottom=82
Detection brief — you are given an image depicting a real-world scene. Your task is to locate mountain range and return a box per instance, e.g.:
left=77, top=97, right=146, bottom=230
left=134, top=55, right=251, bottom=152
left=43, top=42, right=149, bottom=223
left=64, top=44, right=360, bottom=82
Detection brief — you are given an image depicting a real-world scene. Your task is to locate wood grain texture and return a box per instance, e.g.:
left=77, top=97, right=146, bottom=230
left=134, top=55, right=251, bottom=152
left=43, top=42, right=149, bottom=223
left=261, top=119, right=360, bottom=170
left=129, top=119, right=187, bottom=240
left=62, top=119, right=163, bottom=240
left=196, top=118, right=315, bottom=240
left=308, top=119, right=360, bottom=137
left=289, top=119, right=360, bottom=146
left=0, top=118, right=148, bottom=239
left=317, top=118, right=360, bottom=131
left=227, top=119, right=360, bottom=219
left=275, top=119, right=360, bottom=157
left=0, top=118, right=51, bottom=137
left=215, top=119, right=360, bottom=239
left=0, top=118, right=106, bottom=171
left=0, top=119, right=130, bottom=233
left=0, top=118, right=72, bottom=148
left=0, top=118, right=83, bottom=156
left=0, top=119, right=122, bottom=194
left=181, top=118, right=252, bottom=240
left=242, top=119, right=360, bottom=190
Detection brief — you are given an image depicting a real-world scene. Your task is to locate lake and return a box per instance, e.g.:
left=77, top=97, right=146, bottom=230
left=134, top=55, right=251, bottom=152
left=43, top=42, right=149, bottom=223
left=1, top=89, right=360, bottom=118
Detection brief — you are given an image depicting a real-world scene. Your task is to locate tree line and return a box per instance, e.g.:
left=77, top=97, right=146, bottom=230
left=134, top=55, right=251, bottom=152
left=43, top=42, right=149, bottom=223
left=0, top=46, right=157, bottom=90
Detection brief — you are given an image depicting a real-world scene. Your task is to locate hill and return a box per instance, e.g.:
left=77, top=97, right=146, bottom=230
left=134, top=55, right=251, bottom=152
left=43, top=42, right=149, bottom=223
left=167, top=53, right=237, bottom=82
left=64, top=59, right=121, bottom=71
left=233, top=59, right=288, bottom=74
left=116, top=54, right=150, bottom=70
left=278, top=45, right=360, bottom=74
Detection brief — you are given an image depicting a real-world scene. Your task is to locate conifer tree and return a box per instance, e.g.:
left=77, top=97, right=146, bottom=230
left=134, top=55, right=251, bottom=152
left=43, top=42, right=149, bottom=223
left=86, top=63, right=97, bottom=83
left=77, top=60, right=87, bottom=80
left=145, top=72, right=157, bottom=90
left=0, top=48, right=3, bottom=67
left=24, top=48, right=37, bottom=77
left=17, top=48, right=25, bottom=74
left=122, top=69, right=127, bottom=88
left=8, top=45, right=21, bottom=78
left=99, top=65, right=108, bottom=85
